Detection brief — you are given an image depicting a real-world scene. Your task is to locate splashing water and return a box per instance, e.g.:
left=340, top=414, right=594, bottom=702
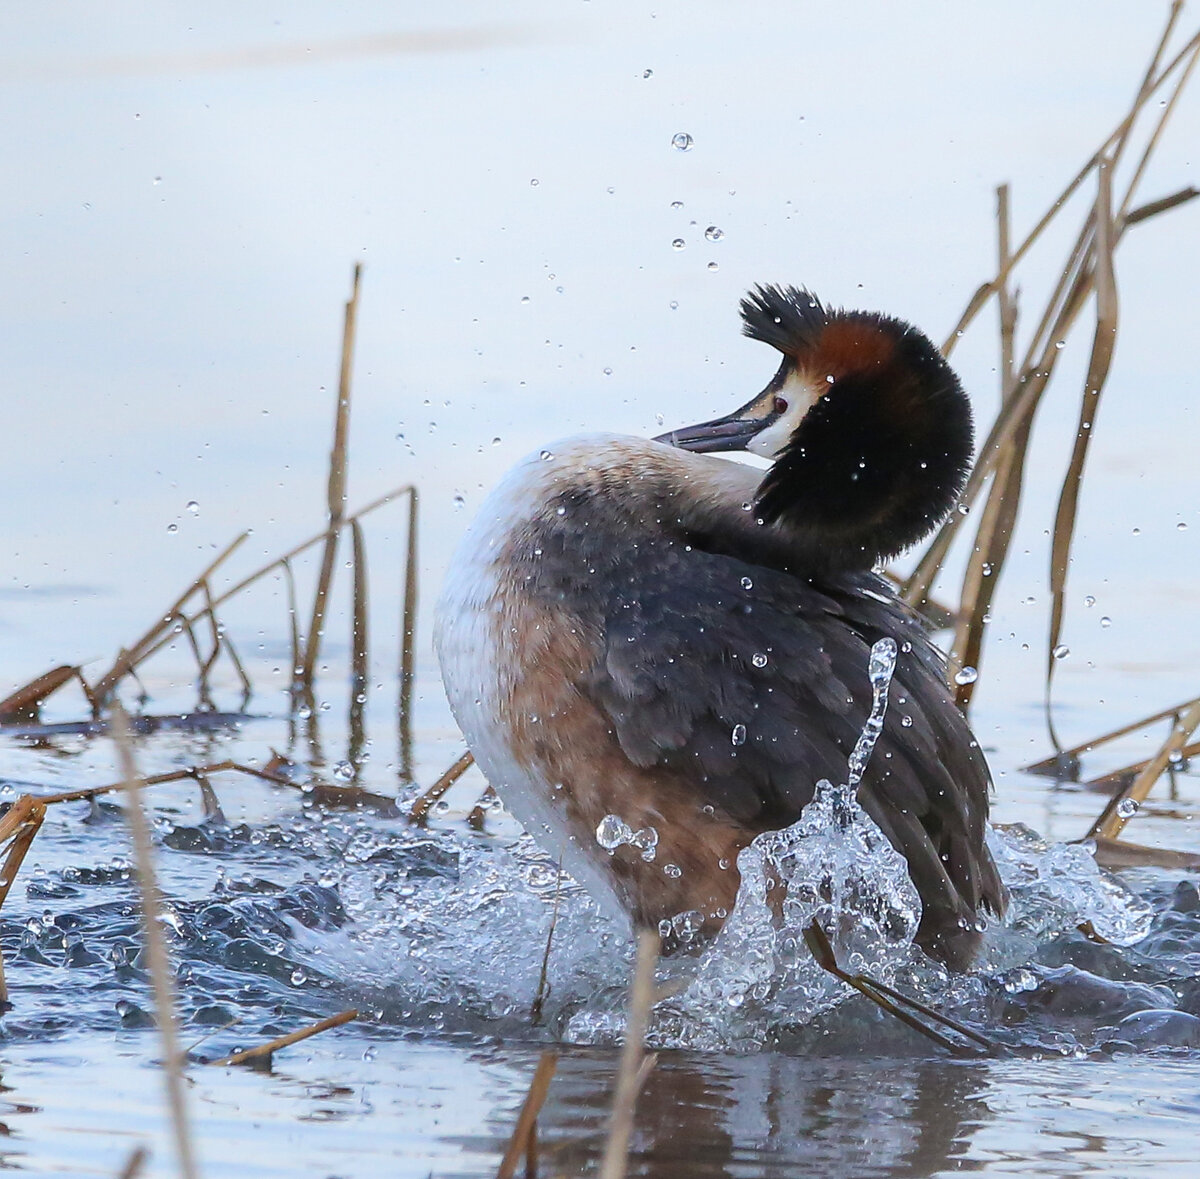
left=846, top=638, right=897, bottom=791
left=985, top=823, right=1153, bottom=951
left=611, top=638, right=923, bottom=1049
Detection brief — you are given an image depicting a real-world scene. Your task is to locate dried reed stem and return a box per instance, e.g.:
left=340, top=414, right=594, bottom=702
left=938, top=12, right=1197, bottom=356
left=348, top=518, right=369, bottom=775
left=398, top=486, right=420, bottom=782
left=598, top=930, right=660, bottom=1179
left=91, top=533, right=248, bottom=711
left=209, top=1009, right=358, bottom=1067
left=0, top=795, right=47, bottom=910
left=1092, top=836, right=1200, bottom=872
left=36, top=759, right=292, bottom=806
left=117, top=1146, right=149, bottom=1179
left=300, top=263, right=362, bottom=690
left=0, top=795, right=47, bottom=1005
left=1083, top=739, right=1200, bottom=794
left=1044, top=157, right=1119, bottom=749
left=131, top=484, right=414, bottom=678
left=950, top=183, right=1021, bottom=708
left=0, top=664, right=81, bottom=723
left=110, top=703, right=198, bottom=1179
left=530, top=853, right=564, bottom=1027
left=1088, top=697, right=1200, bottom=840
left=1023, top=696, right=1200, bottom=774
left=904, top=15, right=1200, bottom=615
left=496, top=1051, right=559, bottom=1179
left=409, top=750, right=476, bottom=822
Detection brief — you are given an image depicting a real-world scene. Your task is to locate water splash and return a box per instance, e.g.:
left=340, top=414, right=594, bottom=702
left=635, top=638, right=921, bottom=1049
left=846, top=637, right=897, bottom=791
left=986, top=824, right=1153, bottom=949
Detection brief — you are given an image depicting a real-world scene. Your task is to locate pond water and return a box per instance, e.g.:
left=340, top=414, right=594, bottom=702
left=3, top=3, right=1200, bottom=1177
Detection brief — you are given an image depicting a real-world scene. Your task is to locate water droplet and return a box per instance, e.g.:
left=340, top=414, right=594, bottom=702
left=671, top=132, right=693, bottom=151
left=290, top=968, right=308, bottom=985
left=333, top=760, right=354, bottom=781
left=530, top=178, right=539, bottom=186
left=1132, top=527, right=1141, bottom=536
left=1053, top=644, right=1070, bottom=660
left=152, top=175, right=162, bottom=186
left=901, top=715, right=913, bottom=728
left=671, top=238, right=686, bottom=250
left=632, top=826, right=659, bottom=862
left=954, top=666, right=978, bottom=686
left=166, top=523, right=178, bottom=534
left=1178, top=522, right=1188, bottom=531
left=1116, top=798, right=1140, bottom=819
left=452, top=494, right=465, bottom=510
left=540, top=449, right=553, bottom=461
left=663, top=863, right=682, bottom=878
left=185, top=500, right=199, bottom=515
left=1084, top=595, right=1096, bottom=607
left=603, top=366, right=612, bottom=376
left=706, top=261, right=719, bottom=271
left=1100, top=616, right=1112, bottom=628
left=704, top=225, right=724, bottom=242
left=643, top=68, right=653, bottom=78
left=752, top=652, right=768, bottom=668
left=596, top=814, right=633, bottom=852
left=492, top=436, right=502, bottom=446
left=731, top=723, right=747, bottom=746
left=740, top=576, right=753, bottom=590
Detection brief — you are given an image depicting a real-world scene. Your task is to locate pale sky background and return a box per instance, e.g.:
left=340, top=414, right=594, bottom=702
left=1, top=2, right=1197, bottom=788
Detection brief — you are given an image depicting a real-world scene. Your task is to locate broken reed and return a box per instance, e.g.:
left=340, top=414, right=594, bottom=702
left=111, top=703, right=198, bottom=1179
left=0, top=264, right=422, bottom=785
left=907, top=13, right=1199, bottom=708
left=895, top=9, right=1200, bottom=842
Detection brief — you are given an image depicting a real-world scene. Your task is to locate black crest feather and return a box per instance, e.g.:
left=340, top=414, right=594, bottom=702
left=740, top=284, right=828, bottom=356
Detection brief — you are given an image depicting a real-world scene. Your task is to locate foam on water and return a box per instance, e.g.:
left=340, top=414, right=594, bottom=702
left=984, top=823, right=1154, bottom=952
left=7, top=664, right=1174, bottom=1060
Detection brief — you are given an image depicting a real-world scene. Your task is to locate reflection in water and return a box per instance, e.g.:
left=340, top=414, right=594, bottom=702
left=534, top=1050, right=990, bottom=1178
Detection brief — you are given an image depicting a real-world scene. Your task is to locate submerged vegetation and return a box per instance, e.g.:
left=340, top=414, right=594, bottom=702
left=0, top=7, right=1199, bottom=1177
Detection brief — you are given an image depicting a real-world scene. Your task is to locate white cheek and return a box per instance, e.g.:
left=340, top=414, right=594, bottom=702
left=746, top=372, right=822, bottom=459
left=747, top=417, right=793, bottom=459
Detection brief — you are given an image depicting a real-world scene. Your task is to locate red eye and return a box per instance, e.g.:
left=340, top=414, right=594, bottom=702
left=773, top=396, right=789, bottom=415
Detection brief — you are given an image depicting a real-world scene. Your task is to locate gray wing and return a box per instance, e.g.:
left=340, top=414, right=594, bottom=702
left=577, top=545, right=1004, bottom=954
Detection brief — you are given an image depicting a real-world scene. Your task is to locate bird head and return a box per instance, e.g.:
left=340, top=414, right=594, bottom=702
left=657, top=284, right=973, bottom=569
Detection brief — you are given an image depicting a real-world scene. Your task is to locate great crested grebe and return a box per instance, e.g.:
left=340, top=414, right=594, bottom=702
left=435, top=284, right=1005, bottom=970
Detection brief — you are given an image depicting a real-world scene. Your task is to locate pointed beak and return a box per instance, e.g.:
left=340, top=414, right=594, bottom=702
left=654, top=360, right=790, bottom=453
left=653, top=410, right=770, bottom=453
